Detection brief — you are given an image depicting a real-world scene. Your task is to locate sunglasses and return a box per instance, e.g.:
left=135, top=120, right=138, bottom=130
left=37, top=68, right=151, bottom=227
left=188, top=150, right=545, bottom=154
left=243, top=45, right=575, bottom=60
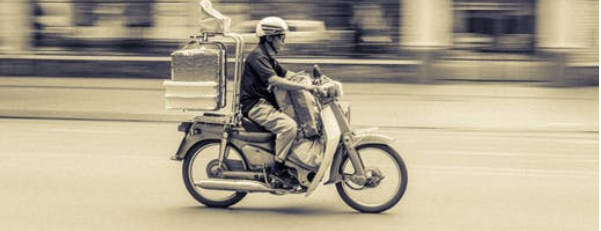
left=276, top=34, right=286, bottom=43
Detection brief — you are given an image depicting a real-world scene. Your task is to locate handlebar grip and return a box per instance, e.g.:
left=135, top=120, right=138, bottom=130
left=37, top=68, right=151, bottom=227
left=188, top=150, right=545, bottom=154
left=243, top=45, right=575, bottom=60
left=313, top=64, right=323, bottom=79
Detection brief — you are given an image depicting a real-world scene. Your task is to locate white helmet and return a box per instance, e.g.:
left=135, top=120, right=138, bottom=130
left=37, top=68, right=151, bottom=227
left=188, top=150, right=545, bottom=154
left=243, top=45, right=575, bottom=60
left=255, top=17, right=289, bottom=37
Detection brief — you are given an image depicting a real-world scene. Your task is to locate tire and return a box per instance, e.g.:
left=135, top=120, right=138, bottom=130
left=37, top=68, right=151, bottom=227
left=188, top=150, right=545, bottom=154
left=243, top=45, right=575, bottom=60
left=336, top=144, right=408, bottom=213
left=183, top=141, right=247, bottom=208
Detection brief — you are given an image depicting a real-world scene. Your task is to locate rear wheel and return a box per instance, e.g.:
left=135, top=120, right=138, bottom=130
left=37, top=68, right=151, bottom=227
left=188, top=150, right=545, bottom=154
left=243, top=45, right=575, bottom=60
left=183, top=142, right=247, bottom=208
left=336, top=144, right=408, bottom=213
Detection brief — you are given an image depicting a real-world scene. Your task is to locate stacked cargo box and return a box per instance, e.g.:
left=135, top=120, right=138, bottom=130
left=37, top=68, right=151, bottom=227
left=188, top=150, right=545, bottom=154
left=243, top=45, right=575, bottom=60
left=164, top=44, right=226, bottom=111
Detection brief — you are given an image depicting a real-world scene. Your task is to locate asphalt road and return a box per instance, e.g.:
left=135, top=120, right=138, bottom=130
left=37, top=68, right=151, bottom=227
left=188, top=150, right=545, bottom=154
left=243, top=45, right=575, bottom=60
left=0, top=119, right=597, bottom=231
left=0, top=78, right=597, bottom=230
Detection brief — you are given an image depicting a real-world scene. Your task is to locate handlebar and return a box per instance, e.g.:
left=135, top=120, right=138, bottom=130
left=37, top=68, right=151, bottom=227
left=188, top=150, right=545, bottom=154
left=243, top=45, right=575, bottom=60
left=313, top=64, right=323, bottom=79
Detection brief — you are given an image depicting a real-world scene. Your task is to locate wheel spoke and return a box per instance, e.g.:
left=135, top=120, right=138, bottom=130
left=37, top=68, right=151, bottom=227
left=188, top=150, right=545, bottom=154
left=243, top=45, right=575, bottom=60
left=183, top=142, right=247, bottom=207
left=336, top=144, right=407, bottom=213
left=189, top=144, right=238, bottom=200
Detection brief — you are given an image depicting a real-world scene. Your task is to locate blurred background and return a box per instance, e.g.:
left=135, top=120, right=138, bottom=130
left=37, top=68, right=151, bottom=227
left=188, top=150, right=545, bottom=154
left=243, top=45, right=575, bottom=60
left=0, top=0, right=598, bottom=85
left=0, top=2, right=597, bottom=230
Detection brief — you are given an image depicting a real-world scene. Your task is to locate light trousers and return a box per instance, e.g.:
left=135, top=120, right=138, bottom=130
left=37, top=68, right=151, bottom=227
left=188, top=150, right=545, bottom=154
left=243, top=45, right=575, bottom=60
left=247, top=99, right=298, bottom=162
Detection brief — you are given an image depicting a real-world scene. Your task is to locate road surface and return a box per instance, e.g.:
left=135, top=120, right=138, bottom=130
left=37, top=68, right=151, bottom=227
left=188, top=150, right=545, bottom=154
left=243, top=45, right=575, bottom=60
left=0, top=78, right=597, bottom=230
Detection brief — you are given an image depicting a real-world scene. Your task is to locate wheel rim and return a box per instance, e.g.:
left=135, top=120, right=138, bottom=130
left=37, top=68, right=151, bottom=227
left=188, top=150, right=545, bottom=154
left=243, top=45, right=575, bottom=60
left=341, top=147, right=403, bottom=208
left=188, top=143, right=244, bottom=202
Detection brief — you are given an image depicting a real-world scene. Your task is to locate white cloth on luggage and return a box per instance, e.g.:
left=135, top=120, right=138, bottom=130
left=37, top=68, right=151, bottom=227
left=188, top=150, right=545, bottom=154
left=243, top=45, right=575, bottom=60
left=198, top=0, right=231, bottom=33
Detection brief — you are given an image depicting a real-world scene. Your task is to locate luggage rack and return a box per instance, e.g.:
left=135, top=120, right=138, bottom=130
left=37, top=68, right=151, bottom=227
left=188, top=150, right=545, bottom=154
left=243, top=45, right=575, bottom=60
left=192, top=112, right=233, bottom=125
left=165, top=32, right=245, bottom=126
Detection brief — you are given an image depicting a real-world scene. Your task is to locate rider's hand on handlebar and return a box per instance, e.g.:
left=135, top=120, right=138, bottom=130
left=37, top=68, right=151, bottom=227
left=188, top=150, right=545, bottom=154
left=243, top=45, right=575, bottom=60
left=304, top=85, right=321, bottom=95
left=305, top=85, right=318, bottom=94
left=305, top=85, right=328, bottom=97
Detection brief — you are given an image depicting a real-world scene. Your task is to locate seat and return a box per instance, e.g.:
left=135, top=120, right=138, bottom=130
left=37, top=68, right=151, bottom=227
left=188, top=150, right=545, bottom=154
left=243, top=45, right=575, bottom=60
left=226, top=116, right=271, bottom=143
left=241, top=116, right=269, bottom=133
left=230, top=129, right=274, bottom=143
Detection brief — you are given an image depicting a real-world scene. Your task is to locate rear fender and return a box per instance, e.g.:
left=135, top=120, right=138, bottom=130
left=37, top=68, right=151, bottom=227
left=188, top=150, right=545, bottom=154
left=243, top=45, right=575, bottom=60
left=171, top=122, right=224, bottom=161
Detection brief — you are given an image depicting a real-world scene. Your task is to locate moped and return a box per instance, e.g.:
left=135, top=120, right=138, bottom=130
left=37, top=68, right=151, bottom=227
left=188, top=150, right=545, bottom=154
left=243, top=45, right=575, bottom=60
left=168, top=33, right=408, bottom=213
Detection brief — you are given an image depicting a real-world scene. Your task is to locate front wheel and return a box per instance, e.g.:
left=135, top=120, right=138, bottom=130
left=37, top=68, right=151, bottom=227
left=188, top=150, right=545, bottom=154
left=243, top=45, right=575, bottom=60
left=336, top=144, right=408, bottom=213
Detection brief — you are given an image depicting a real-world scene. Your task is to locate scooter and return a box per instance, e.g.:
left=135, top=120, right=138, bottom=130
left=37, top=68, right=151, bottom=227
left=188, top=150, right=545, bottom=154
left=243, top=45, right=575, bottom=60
left=168, top=33, right=407, bottom=213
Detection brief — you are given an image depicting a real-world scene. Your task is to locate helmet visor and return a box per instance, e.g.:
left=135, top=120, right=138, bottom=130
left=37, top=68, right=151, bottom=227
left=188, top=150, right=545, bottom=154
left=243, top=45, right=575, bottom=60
left=262, top=25, right=287, bottom=36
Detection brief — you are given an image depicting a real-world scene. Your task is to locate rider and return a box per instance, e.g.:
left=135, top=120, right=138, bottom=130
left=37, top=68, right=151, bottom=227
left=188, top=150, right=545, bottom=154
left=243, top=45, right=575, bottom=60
left=239, top=17, right=319, bottom=176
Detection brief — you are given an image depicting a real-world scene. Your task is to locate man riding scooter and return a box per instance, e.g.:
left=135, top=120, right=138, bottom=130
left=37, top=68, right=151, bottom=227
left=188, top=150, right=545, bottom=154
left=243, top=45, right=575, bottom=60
left=168, top=3, right=408, bottom=212
left=239, top=17, right=321, bottom=178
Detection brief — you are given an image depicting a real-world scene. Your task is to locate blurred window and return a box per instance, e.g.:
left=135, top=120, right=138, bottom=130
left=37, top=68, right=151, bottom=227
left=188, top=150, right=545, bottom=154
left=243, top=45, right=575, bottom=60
left=467, top=16, right=494, bottom=35
left=124, top=1, right=155, bottom=28
left=453, top=1, right=535, bottom=52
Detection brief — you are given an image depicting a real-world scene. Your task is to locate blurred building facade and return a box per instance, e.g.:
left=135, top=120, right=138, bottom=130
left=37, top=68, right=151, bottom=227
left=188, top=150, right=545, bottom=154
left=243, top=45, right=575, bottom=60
left=0, top=0, right=597, bottom=83
left=0, top=0, right=596, bottom=55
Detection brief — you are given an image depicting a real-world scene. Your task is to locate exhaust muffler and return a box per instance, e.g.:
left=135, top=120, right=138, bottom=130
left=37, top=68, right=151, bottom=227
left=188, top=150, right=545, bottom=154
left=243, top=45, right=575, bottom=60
left=196, top=179, right=275, bottom=193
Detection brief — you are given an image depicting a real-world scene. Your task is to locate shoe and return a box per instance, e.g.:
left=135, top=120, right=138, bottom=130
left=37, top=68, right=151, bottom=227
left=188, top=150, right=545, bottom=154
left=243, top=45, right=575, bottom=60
left=270, top=161, right=287, bottom=177
left=269, top=174, right=294, bottom=189
left=268, top=161, right=294, bottom=189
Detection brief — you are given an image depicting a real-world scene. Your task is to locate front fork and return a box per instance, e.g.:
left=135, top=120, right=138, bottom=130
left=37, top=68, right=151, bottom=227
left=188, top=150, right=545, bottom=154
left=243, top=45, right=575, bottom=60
left=324, top=99, right=368, bottom=185
left=341, top=133, right=367, bottom=185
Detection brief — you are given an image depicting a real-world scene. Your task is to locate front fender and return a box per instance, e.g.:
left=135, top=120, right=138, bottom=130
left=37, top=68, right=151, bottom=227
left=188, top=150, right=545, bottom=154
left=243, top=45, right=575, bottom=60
left=352, top=129, right=395, bottom=147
